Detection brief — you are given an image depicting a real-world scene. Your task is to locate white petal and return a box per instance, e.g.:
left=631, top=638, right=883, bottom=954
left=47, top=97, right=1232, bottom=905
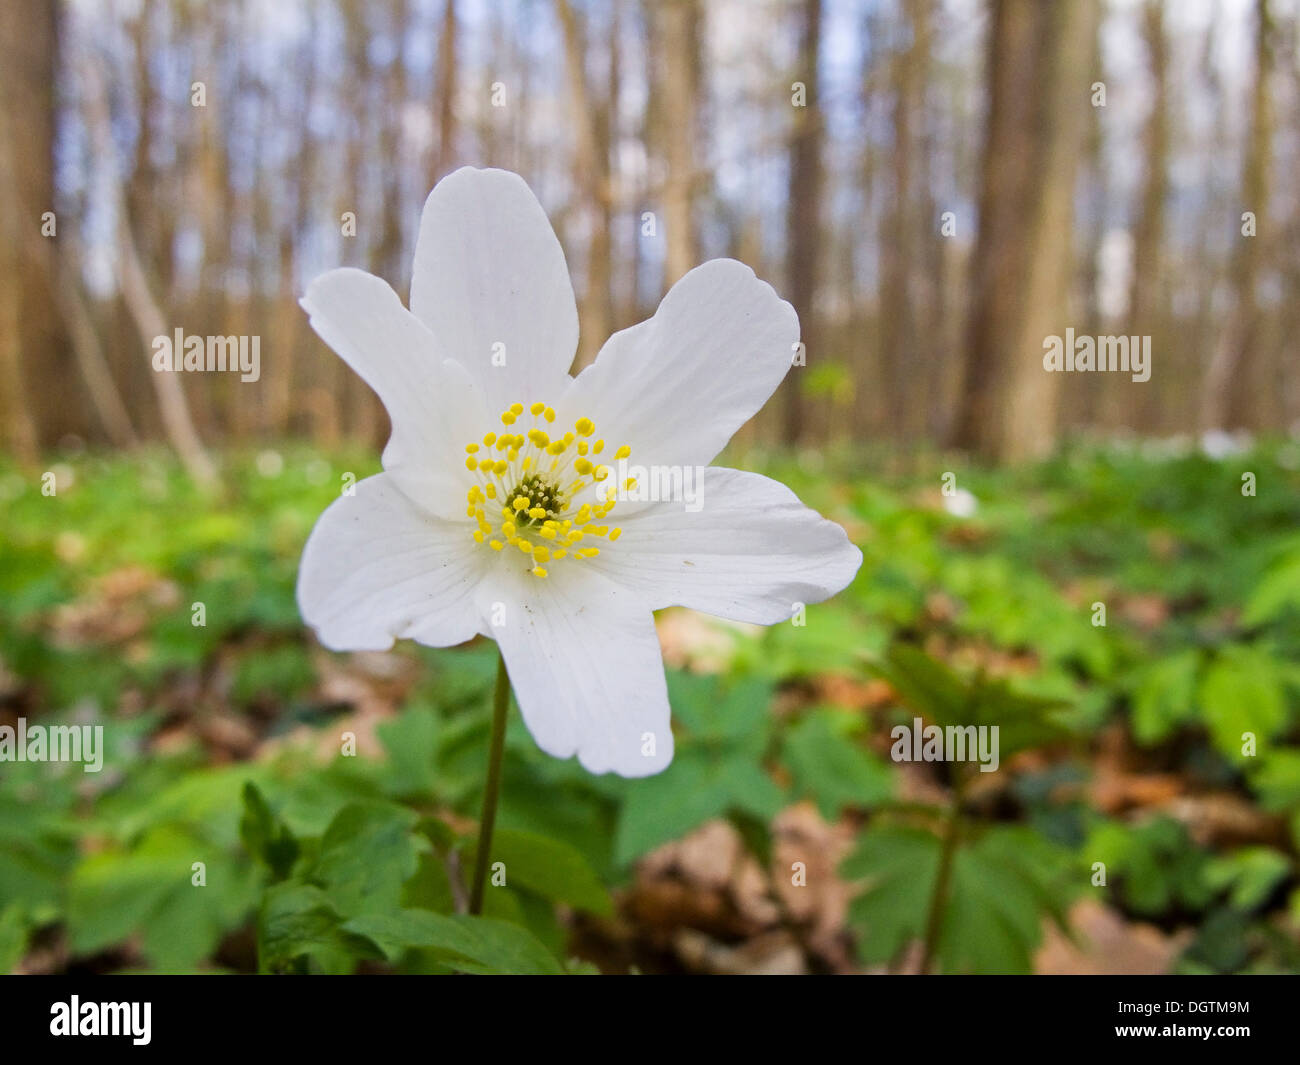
left=557, top=259, right=798, bottom=469
left=409, top=167, right=578, bottom=413
left=590, top=468, right=862, bottom=625
left=477, top=566, right=673, bottom=777
left=298, top=474, right=486, bottom=651
left=300, top=268, right=487, bottom=518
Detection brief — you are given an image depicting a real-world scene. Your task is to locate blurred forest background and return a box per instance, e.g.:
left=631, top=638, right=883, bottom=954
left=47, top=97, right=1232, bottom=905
left=1, top=0, right=1298, bottom=467
left=3, top=0, right=1300, bottom=977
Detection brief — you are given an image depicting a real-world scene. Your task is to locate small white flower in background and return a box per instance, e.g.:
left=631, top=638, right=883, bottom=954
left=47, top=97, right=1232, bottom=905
left=297, top=167, right=861, bottom=777
left=1199, top=428, right=1252, bottom=461
left=942, top=488, right=978, bottom=519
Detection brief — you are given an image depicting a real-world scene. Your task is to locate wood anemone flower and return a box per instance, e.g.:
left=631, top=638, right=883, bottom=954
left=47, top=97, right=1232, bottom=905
left=297, top=167, right=861, bottom=778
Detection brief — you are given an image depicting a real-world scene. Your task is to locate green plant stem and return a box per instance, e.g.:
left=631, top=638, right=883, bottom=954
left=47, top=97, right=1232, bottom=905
left=918, top=772, right=964, bottom=974
left=469, top=650, right=510, bottom=916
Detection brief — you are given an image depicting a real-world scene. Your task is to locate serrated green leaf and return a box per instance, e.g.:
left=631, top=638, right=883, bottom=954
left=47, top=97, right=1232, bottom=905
left=782, top=709, right=893, bottom=818
left=257, top=881, right=380, bottom=974
left=342, top=910, right=565, bottom=974
left=463, top=828, right=611, bottom=915
left=311, top=801, right=425, bottom=917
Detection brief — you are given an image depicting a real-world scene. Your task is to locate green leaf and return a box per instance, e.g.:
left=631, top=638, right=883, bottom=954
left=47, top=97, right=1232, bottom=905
left=239, top=782, right=299, bottom=881
left=870, top=643, right=1071, bottom=759
left=310, top=801, right=425, bottom=917
left=1130, top=650, right=1201, bottom=745
left=463, top=829, right=611, bottom=916
left=1204, top=847, right=1291, bottom=911
left=1199, top=647, right=1288, bottom=763
left=939, top=828, right=1071, bottom=974
left=342, top=910, right=565, bottom=974
left=611, top=673, right=784, bottom=865
left=257, top=881, right=379, bottom=975
left=613, top=751, right=784, bottom=866
left=842, top=824, right=1071, bottom=974
left=1085, top=817, right=1213, bottom=915
left=67, top=824, right=256, bottom=971
left=867, top=644, right=968, bottom=723
left=377, top=706, right=440, bottom=798
left=0, top=904, right=29, bottom=974
left=1243, top=550, right=1300, bottom=626
left=842, top=826, right=940, bottom=966
left=782, top=709, right=893, bottom=818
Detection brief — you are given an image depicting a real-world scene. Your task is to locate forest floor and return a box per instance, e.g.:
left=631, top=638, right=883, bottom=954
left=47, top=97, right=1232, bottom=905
left=2, top=438, right=1299, bottom=974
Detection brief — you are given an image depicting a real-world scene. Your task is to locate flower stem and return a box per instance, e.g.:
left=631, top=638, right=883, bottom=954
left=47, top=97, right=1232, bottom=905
left=469, top=649, right=510, bottom=916
left=918, top=771, right=964, bottom=975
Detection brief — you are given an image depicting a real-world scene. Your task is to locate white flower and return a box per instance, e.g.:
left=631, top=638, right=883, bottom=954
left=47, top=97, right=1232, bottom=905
left=297, top=167, right=862, bottom=777
left=942, top=488, right=978, bottom=519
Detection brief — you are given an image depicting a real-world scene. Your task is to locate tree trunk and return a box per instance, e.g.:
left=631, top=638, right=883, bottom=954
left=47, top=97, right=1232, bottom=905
left=1200, top=0, right=1273, bottom=431
left=0, top=0, right=70, bottom=455
left=949, top=0, right=1098, bottom=463
left=658, top=0, right=699, bottom=288
left=555, top=0, right=614, bottom=370
left=781, top=0, right=825, bottom=447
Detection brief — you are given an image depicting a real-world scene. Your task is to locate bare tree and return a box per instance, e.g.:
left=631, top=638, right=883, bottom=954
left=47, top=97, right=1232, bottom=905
left=0, top=0, right=67, bottom=456
left=781, top=0, right=825, bottom=446
left=1200, top=0, right=1275, bottom=431
left=657, top=0, right=700, bottom=288
left=950, top=0, right=1099, bottom=463
left=556, top=0, right=615, bottom=369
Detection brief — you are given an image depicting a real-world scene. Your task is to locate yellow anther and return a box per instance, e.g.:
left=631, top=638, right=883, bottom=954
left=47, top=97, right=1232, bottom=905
left=462, top=401, right=632, bottom=572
